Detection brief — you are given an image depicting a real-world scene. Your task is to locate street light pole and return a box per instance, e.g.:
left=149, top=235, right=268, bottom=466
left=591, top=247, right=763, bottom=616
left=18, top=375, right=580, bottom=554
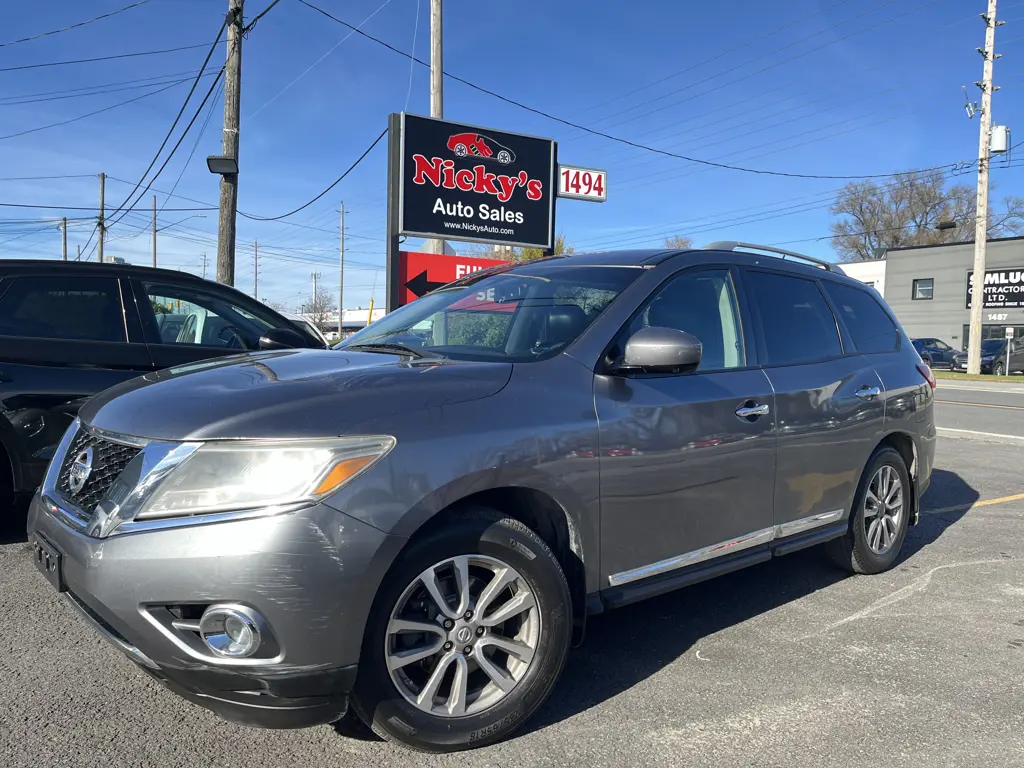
left=427, top=0, right=446, bottom=256
left=152, top=195, right=158, bottom=268
left=967, top=0, right=1001, bottom=374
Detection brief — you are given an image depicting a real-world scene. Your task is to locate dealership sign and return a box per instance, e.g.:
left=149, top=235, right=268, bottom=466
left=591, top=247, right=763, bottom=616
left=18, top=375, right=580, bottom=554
left=397, top=114, right=556, bottom=250
left=397, top=251, right=511, bottom=307
left=966, top=268, right=1024, bottom=309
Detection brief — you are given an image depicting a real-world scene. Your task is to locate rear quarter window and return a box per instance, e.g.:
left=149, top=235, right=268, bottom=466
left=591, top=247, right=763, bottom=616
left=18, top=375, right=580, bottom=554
left=822, top=281, right=899, bottom=353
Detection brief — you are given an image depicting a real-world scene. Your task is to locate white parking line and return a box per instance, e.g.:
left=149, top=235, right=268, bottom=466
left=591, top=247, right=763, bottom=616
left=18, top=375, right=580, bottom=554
left=938, top=426, right=1024, bottom=442
left=938, top=383, right=1024, bottom=395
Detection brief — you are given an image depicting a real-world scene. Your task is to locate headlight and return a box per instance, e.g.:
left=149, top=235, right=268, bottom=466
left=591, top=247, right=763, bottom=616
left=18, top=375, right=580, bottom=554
left=134, top=435, right=394, bottom=520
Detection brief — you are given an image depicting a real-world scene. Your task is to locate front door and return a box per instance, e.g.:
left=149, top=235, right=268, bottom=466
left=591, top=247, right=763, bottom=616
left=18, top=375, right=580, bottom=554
left=131, top=279, right=283, bottom=369
left=743, top=270, right=887, bottom=533
left=0, top=274, right=152, bottom=492
left=596, top=267, right=776, bottom=588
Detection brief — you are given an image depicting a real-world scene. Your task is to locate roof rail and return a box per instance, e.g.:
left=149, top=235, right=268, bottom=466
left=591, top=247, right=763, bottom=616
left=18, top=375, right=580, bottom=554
left=703, top=241, right=835, bottom=272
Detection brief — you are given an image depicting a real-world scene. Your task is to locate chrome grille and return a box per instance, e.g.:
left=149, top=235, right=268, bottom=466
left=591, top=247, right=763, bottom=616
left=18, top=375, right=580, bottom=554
left=57, top=428, right=141, bottom=513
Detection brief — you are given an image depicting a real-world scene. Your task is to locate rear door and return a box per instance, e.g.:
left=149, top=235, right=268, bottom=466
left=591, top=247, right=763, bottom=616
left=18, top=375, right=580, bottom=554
left=597, top=266, right=777, bottom=589
left=0, top=273, right=152, bottom=493
left=131, top=278, right=288, bottom=369
left=742, top=269, right=885, bottom=536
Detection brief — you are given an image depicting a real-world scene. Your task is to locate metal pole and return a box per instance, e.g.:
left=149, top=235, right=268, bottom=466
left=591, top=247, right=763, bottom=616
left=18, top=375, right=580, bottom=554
left=386, top=113, right=402, bottom=313
left=152, top=195, right=158, bottom=268
left=967, top=0, right=1000, bottom=375
left=61, top=217, right=67, bottom=261
left=253, top=241, right=259, bottom=299
left=344, top=202, right=348, bottom=337
left=76, top=245, right=81, bottom=261
left=427, top=0, right=445, bottom=256
left=98, top=172, right=105, bottom=263
left=216, top=0, right=244, bottom=286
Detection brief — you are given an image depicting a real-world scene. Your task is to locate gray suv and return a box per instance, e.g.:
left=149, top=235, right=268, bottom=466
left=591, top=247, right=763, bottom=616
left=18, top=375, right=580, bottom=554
left=27, top=243, right=936, bottom=752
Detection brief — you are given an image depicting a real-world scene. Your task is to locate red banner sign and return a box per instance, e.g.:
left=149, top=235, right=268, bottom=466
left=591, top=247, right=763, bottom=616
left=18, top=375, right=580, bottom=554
left=397, top=251, right=511, bottom=307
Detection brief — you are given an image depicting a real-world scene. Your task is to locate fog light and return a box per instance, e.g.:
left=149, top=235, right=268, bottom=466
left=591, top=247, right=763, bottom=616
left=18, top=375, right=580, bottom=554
left=199, top=605, right=263, bottom=658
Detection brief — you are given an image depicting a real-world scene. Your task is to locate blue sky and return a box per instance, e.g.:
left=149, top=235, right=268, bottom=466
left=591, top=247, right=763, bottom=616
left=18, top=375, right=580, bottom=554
left=1, top=0, right=1023, bottom=312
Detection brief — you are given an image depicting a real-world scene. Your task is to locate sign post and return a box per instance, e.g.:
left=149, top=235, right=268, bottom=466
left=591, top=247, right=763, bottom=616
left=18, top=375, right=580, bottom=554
left=1007, top=326, right=1014, bottom=376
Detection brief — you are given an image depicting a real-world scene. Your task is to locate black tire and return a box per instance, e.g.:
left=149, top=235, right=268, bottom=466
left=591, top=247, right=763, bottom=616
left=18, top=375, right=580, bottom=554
left=351, top=508, right=572, bottom=752
left=994, top=361, right=1005, bottom=376
left=920, top=355, right=932, bottom=367
left=828, top=446, right=911, bottom=575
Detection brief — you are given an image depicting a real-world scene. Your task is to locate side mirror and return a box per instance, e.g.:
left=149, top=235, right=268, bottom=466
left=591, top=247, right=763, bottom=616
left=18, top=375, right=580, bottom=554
left=258, top=327, right=308, bottom=351
left=620, top=327, right=702, bottom=374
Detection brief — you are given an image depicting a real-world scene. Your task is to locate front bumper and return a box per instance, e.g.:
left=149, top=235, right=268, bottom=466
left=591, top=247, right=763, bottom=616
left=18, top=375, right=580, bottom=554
left=27, top=493, right=403, bottom=728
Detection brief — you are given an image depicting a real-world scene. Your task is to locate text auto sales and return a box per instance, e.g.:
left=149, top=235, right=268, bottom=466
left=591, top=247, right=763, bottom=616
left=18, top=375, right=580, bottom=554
left=412, top=154, right=544, bottom=225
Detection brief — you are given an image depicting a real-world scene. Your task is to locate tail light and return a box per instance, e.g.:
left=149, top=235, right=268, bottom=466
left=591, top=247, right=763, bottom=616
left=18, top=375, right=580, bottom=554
left=916, top=363, right=936, bottom=390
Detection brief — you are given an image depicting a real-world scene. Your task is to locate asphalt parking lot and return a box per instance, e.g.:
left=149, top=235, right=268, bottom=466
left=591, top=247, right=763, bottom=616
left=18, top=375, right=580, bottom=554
left=2, top=391, right=1023, bottom=767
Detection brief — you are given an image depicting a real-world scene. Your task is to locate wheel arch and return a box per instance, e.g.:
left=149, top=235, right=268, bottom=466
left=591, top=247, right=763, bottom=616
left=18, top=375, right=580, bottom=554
left=874, top=430, right=919, bottom=525
left=396, top=484, right=589, bottom=647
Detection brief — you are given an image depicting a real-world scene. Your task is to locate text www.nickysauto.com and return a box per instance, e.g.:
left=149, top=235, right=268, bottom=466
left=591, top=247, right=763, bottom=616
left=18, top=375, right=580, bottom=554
left=443, top=221, right=515, bottom=236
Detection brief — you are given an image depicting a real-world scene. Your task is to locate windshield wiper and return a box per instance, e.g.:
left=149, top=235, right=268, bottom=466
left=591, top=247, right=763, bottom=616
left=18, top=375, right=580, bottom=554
left=342, top=342, right=440, bottom=359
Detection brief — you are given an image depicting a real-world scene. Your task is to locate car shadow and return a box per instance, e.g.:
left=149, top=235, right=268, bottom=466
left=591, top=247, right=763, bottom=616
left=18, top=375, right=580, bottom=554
left=525, top=467, right=976, bottom=734
left=0, top=496, right=29, bottom=545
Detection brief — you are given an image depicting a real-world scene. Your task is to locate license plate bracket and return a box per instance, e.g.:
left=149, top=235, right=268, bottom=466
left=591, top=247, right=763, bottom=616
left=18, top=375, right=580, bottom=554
left=33, top=534, right=65, bottom=593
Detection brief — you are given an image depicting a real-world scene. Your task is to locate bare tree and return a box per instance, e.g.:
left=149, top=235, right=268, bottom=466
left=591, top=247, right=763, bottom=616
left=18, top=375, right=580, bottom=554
left=465, top=232, right=575, bottom=263
left=300, top=285, right=336, bottom=329
left=830, top=170, right=1024, bottom=261
left=664, top=234, right=693, bottom=249
left=262, top=298, right=289, bottom=313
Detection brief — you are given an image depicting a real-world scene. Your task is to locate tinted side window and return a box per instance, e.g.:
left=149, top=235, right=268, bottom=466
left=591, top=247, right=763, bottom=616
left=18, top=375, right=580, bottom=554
left=142, top=282, right=278, bottom=350
left=626, top=269, right=744, bottom=370
left=0, top=276, right=125, bottom=342
left=822, top=281, right=899, bottom=353
left=746, top=271, right=842, bottom=365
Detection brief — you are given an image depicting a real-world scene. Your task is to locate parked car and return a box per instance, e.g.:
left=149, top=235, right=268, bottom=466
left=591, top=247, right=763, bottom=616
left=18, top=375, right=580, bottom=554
left=0, top=260, right=325, bottom=509
left=911, top=337, right=960, bottom=369
left=446, top=132, right=515, bottom=164
left=282, top=310, right=330, bottom=347
left=951, top=337, right=1024, bottom=375
left=27, top=243, right=935, bottom=752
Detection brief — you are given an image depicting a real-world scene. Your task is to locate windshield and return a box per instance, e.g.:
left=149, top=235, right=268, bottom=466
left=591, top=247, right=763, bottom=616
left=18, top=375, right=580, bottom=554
left=981, top=339, right=1007, bottom=356
left=337, top=263, right=641, bottom=362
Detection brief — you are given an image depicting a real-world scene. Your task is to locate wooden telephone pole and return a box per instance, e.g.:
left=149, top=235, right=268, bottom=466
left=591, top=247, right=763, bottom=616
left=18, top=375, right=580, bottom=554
left=338, top=203, right=345, bottom=338
left=216, top=0, right=244, bottom=286
left=967, top=0, right=1002, bottom=374
left=97, top=172, right=106, bottom=263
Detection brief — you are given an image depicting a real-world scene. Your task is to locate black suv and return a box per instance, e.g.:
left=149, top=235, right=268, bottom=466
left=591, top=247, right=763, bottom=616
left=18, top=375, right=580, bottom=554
left=0, top=260, right=324, bottom=508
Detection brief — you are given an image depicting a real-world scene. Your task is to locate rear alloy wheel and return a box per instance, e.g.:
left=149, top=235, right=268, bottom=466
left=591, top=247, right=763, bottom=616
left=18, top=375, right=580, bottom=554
left=352, top=510, right=571, bottom=752
left=829, top=446, right=911, bottom=574
left=994, top=362, right=1005, bottom=376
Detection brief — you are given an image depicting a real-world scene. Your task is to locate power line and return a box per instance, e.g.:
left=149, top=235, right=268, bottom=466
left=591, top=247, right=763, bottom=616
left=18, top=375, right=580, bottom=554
left=239, top=127, right=387, bottom=221
left=0, top=42, right=221, bottom=73
left=0, top=69, right=202, bottom=102
left=0, top=174, right=97, bottom=181
left=243, top=0, right=287, bottom=33
left=0, top=78, right=194, bottom=141
left=0, top=202, right=215, bottom=211
left=295, top=0, right=960, bottom=182
left=156, top=78, right=224, bottom=220
left=106, top=18, right=228, bottom=223
left=0, top=0, right=152, bottom=48
left=0, top=72, right=218, bottom=106
left=108, top=67, right=227, bottom=227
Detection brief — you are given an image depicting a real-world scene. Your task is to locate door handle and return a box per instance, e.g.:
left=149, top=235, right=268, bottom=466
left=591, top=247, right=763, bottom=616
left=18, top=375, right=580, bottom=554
left=856, top=385, right=881, bottom=400
left=735, top=403, right=770, bottom=420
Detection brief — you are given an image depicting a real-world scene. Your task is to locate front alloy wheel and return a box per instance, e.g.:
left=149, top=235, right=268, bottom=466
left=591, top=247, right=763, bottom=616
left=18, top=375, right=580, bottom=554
left=352, top=509, right=571, bottom=752
left=385, top=555, right=540, bottom=717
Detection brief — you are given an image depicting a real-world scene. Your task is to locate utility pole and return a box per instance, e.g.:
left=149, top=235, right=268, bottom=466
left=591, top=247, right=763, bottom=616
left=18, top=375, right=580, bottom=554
left=76, top=245, right=81, bottom=261
left=338, top=203, right=345, bottom=338
left=216, top=0, right=244, bottom=286
left=201, top=252, right=209, bottom=278
left=97, top=172, right=105, bottom=264
left=253, top=241, right=259, bottom=299
left=152, top=195, right=158, bottom=268
left=60, top=217, right=67, bottom=261
left=967, top=0, right=1002, bottom=375
left=427, top=0, right=446, bottom=256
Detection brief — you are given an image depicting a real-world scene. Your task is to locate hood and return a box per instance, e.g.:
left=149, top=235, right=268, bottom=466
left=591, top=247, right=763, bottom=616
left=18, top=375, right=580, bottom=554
left=80, top=349, right=512, bottom=441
